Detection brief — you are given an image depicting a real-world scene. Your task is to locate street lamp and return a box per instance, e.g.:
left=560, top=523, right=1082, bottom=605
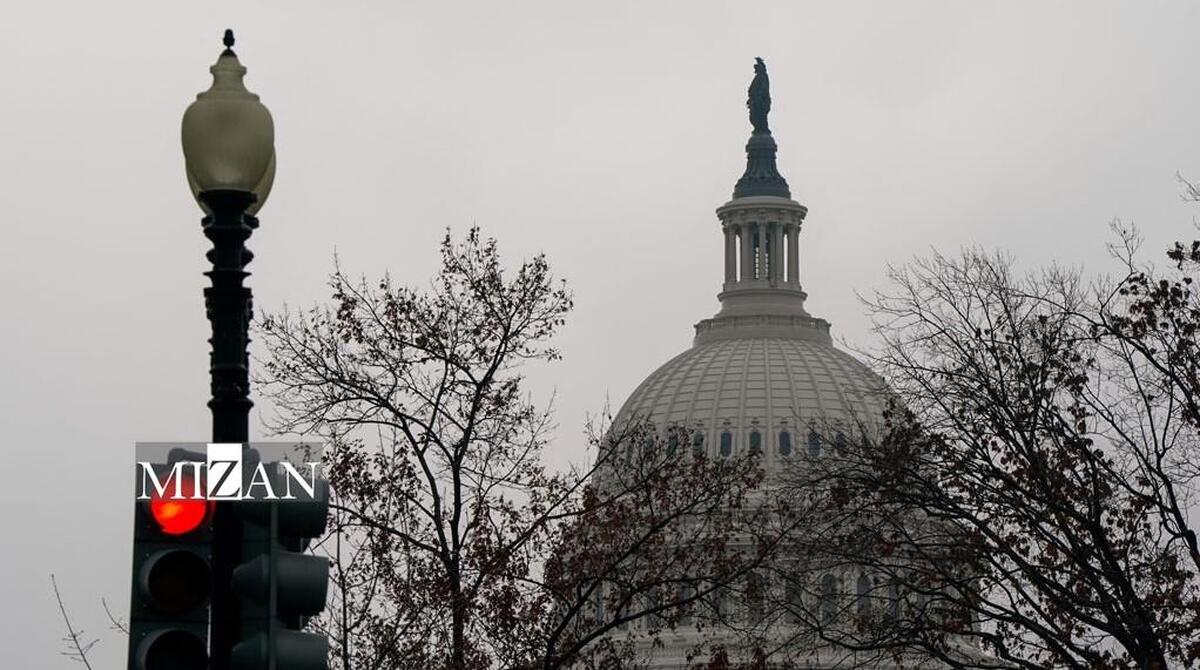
left=181, top=29, right=275, bottom=670
left=183, top=29, right=275, bottom=217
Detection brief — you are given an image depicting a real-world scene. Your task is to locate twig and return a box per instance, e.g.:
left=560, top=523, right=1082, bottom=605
left=102, top=597, right=129, bottom=635
left=51, top=573, right=97, bottom=669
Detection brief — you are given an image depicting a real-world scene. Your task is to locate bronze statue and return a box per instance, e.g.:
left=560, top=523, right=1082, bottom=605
left=748, top=57, right=771, bottom=133
left=733, top=57, right=789, bottom=198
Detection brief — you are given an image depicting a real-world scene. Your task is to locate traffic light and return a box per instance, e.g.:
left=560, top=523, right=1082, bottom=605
left=128, top=459, right=214, bottom=670
left=230, top=459, right=331, bottom=670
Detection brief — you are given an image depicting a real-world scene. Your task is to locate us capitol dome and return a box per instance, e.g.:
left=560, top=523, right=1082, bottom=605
left=603, top=58, right=900, bottom=668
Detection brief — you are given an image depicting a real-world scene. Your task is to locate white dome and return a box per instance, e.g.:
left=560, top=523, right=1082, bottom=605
left=615, top=336, right=887, bottom=464
left=598, top=63, right=908, bottom=668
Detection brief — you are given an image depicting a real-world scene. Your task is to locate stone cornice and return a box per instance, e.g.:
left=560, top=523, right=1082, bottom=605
left=694, top=313, right=832, bottom=346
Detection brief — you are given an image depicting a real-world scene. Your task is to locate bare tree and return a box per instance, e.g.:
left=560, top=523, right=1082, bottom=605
left=257, top=229, right=769, bottom=669
left=769, top=234, right=1200, bottom=668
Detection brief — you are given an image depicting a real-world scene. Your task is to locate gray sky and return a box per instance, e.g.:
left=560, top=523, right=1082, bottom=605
left=3, top=1, right=1199, bottom=666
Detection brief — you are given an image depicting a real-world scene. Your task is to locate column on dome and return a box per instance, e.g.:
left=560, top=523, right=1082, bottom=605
left=723, top=225, right=737, bottom=283
left=787, top=223, right=800, bottom=286
left=740, top=221, right=754, bottom=282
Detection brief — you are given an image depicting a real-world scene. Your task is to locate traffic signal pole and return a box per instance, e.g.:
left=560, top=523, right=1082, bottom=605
left=202, top=189, right=258, bottom=670
left=175, top=32, right=327, bottom=670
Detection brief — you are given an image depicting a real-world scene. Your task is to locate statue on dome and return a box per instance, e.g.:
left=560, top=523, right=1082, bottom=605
left=748, top=57, right=771, bottom=133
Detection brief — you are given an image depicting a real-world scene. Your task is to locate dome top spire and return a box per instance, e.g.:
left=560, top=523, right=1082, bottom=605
left=694, top=59, right=828, bottom=346
left=733, top=58, right=791, bottom=199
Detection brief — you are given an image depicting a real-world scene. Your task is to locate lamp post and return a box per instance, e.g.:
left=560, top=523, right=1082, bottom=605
left=181, top=29, right=275, bottom=670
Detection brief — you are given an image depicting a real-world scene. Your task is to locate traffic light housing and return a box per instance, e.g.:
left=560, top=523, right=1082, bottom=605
left=230, top=460, right=331, bottom=670
left=128, top=459, right=214, bottom=670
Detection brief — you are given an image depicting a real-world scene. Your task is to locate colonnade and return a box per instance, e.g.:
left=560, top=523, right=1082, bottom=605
left=722, top=221, right=801, bottom=287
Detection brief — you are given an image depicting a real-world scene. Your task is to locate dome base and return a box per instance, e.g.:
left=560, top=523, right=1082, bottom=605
left=694, top=313, right=831, bottom=345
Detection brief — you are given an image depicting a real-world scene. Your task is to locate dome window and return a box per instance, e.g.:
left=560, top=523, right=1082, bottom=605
left=692, top=431, right=706, bottom=456
left=666, top=432, right=679, bottom=457
left=835, top=432, right=847, bottom=455
left=719, top=431, right=733, bottom=457
left=819, top=573, right=839, bottom=623
left=778, top=430, right=792, bottom=456
left=856, top=573, right=871, bottom=617
left=807, top=430, right=822, bottom=457
left=749, top=430, right=762, bottom=454
left=745, top=572, right=765, bottom=623
left=887, top=579, right=901, bottom=620
left=712, top=585, right=729, bottom=620
left=592, top=584, right=606, bottom=622
left=784, top=574, right=803, bottom=623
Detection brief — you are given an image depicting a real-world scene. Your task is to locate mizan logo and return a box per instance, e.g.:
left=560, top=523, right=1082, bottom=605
left=137, top=443, right=322, bottom=501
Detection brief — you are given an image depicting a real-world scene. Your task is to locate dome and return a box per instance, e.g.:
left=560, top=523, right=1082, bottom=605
left=598, top=59, right=900, bottom=669
left=615, top=337, right=887, bottom=466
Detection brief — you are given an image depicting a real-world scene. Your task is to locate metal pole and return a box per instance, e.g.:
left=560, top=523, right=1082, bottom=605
left=201, top=188, right=257, bottom=670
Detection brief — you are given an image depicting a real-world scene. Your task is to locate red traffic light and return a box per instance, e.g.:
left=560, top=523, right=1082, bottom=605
left=148, top=476, right=211, bottom=536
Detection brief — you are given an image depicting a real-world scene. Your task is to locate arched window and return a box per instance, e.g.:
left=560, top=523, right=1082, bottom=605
left=887, top=578, right=901, bottom=621
left=642, top=586, right=662, bottom=629
left=856, top=573, right=871, bottom=617
left=719, top=431, right=733, bottom=457
left=784, top=575, right=803, bottom=623
left=778, top=430, right=792, bottom=456
left=692, top=431, right=706, bottom=456
left=711, top=585, right=729, bottom=620
left=807, top=430, right=822, bottom=457
left=819, top=573, right=839, bottom=623
left=614, top=587, right=628, bottom=630
left=592, top=582, right=605, bottom=623
left=835, top=432, right=847, bottom=455
left=745, top=572, right=765, bottom=623
left=749, top=430, right=762, bottom=454
left=665, top=431, right=679, bottom=457
left=677, top=583, right=695, bottom=627
left=910, top=590, right=928, bottom=618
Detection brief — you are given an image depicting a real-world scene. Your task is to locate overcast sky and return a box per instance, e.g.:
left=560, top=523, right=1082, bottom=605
left=3, top=2, right=1199, bottom=666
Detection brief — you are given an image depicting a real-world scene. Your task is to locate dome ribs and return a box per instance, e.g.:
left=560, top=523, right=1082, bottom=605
left=612, top=339, right=885, bottom=470
left=681, top=343, right=724, bottom=452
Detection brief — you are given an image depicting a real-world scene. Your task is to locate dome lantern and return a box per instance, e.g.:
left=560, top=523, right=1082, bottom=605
left=701, top=59, right=829, bottom=345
